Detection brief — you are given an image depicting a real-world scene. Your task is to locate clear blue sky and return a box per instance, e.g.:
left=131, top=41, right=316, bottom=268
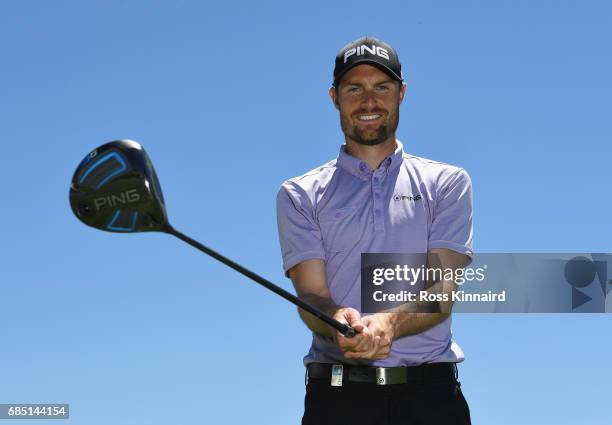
left=1, top=1, right=610, bottom=423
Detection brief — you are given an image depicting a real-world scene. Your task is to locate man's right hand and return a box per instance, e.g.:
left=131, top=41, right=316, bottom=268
left=333, top=307, right=391, bottom=360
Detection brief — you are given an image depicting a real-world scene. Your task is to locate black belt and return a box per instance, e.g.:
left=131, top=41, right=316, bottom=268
left=307, top=362, right=457, bottom=386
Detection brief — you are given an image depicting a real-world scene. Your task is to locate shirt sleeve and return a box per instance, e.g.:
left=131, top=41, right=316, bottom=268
left=428, top=168, right=473, bottom=257
left=276, top=182, right=326, bottom=277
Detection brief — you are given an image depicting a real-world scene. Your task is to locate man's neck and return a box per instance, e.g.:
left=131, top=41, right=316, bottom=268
left=345, top=137, right=398, bottom=170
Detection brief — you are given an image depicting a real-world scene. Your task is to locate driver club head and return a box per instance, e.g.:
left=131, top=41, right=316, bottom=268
left=69, top=140, right=170, bottom=233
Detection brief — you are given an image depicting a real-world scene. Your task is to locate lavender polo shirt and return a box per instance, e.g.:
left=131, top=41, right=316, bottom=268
left=276, top=141, right=473, bottom=367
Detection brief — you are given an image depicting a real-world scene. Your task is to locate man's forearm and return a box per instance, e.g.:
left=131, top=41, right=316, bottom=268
left=385, top=311, right=450, bottom=338
left=297, top=294, right=339, bottom=337
left=383, top=278, right=456, bottom=338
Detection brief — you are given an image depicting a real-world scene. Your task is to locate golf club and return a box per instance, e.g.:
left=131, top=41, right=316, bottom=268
left=69, top=140, right=356, bottom=338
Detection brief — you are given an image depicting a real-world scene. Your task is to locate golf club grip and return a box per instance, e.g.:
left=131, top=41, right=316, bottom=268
left=166, top=227, right=356, bottom=338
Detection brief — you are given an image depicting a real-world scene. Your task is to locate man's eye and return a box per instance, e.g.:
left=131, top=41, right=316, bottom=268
left=347, top=87, right=359, bottom=93
left=376, top=85, right=390, bottom=92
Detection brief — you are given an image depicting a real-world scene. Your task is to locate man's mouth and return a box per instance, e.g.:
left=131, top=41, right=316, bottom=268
left=356, top=113, right=383, bottom=122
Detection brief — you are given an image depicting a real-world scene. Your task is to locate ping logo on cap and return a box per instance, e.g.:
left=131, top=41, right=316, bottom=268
left=344, top=44, right=390, bottom=63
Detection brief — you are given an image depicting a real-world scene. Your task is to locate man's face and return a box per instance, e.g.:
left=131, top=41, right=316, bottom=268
left=330, top=64, right=406, bottom=146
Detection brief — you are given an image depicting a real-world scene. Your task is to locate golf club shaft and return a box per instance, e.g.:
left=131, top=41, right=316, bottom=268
left=165, top=226, right=356, bottom=338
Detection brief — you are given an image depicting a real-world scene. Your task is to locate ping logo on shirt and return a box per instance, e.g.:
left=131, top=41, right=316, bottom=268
left=393, top=194, right=422, bottom=202
left=344, top=45, right=390, bottom=63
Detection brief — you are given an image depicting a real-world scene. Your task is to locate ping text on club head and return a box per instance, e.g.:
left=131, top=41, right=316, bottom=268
left=93, top=189, right=140, bottom=210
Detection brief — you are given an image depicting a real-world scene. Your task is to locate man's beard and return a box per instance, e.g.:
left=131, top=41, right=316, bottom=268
left=340, top=106, right=400, bottom=146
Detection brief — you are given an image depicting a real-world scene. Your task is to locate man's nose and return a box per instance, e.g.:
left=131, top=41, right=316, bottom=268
left=360, top=89, right=379, bottom=109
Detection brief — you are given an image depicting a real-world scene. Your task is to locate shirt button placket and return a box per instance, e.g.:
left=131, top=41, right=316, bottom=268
left=372, top=174, right=384, bottom=232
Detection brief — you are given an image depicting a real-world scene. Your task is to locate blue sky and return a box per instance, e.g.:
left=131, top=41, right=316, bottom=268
left=0, top=1, right=610, bottom=423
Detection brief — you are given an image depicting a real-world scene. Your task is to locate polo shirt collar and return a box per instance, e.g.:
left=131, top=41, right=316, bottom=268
left=337, top=139, right=405, bottom=181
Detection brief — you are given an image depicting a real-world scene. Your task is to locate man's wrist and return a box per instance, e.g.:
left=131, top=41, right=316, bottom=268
left=327, top=306, right=352, bottom=336
left=388, top=313, right=400, bottom=341
left=370, top=312, right=398, bottom=341
left=383, top=310, right=451, bottom=339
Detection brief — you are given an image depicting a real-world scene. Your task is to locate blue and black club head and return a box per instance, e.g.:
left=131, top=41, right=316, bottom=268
left=69, top=140, right=170, bottom=233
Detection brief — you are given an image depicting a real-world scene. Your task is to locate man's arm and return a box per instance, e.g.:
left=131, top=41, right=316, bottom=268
left=363, top=248, right=469, bottom=340
left=288, top=259, right=390, bottom=359
left=288, top=259, right=338, bottom=337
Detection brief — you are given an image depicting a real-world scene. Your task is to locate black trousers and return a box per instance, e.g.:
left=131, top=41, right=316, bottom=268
left=302, top=365, right=471, bottom=425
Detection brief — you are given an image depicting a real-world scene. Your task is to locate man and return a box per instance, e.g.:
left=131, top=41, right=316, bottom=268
left=276, top=36, right=473, bottom=425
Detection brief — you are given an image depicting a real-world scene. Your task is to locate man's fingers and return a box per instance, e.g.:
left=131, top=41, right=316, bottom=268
left=344, top=350, right=368, bottom=358
left=343, top=308, right=362, bottom=324
left=371, top=335, right=382, bottom=356
left=336, top=331, right=365, bottom=350
left=372, top=335, right=381, bottom=351
left=349, top=327, right=375, bottom=353
left=344, top=334, right=380, bottom=358
left=338, top=334, right=371, bottom=353
left=336, top=316, right=370, bottom=350
left=350, top=323, right=365, bottom=333
left=337, top=308, right=365, bottom=330
left=343, top=333, right=392, bottom=359
left=333, top=308, right=364, bottom=336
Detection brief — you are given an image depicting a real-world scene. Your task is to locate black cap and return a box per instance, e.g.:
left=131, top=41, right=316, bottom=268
left=333, top=36, right=403, bottom=87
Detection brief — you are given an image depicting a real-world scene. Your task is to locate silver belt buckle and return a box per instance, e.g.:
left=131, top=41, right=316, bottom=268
left=376, top=367, right=406, bottom=385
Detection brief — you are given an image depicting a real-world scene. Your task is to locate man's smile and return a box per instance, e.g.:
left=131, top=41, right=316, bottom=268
left=355, top=113, right=384, bottom=122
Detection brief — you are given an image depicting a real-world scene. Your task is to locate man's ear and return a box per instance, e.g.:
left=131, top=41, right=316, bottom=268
left=399, top=82, right=407, bottom=104
left=329, top=86, right=340, bottom=110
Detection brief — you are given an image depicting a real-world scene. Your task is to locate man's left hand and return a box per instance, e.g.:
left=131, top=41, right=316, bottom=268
left=343, top=313, right=394, bottom=360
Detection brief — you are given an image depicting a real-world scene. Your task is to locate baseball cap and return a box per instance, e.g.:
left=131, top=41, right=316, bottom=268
left=333, top=36, right=403, bottom=87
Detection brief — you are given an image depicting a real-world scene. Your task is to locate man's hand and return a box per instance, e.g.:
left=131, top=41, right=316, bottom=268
left=357, top=313, right=394, bottom=359
left=333, top=308, right=392, bottom=360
